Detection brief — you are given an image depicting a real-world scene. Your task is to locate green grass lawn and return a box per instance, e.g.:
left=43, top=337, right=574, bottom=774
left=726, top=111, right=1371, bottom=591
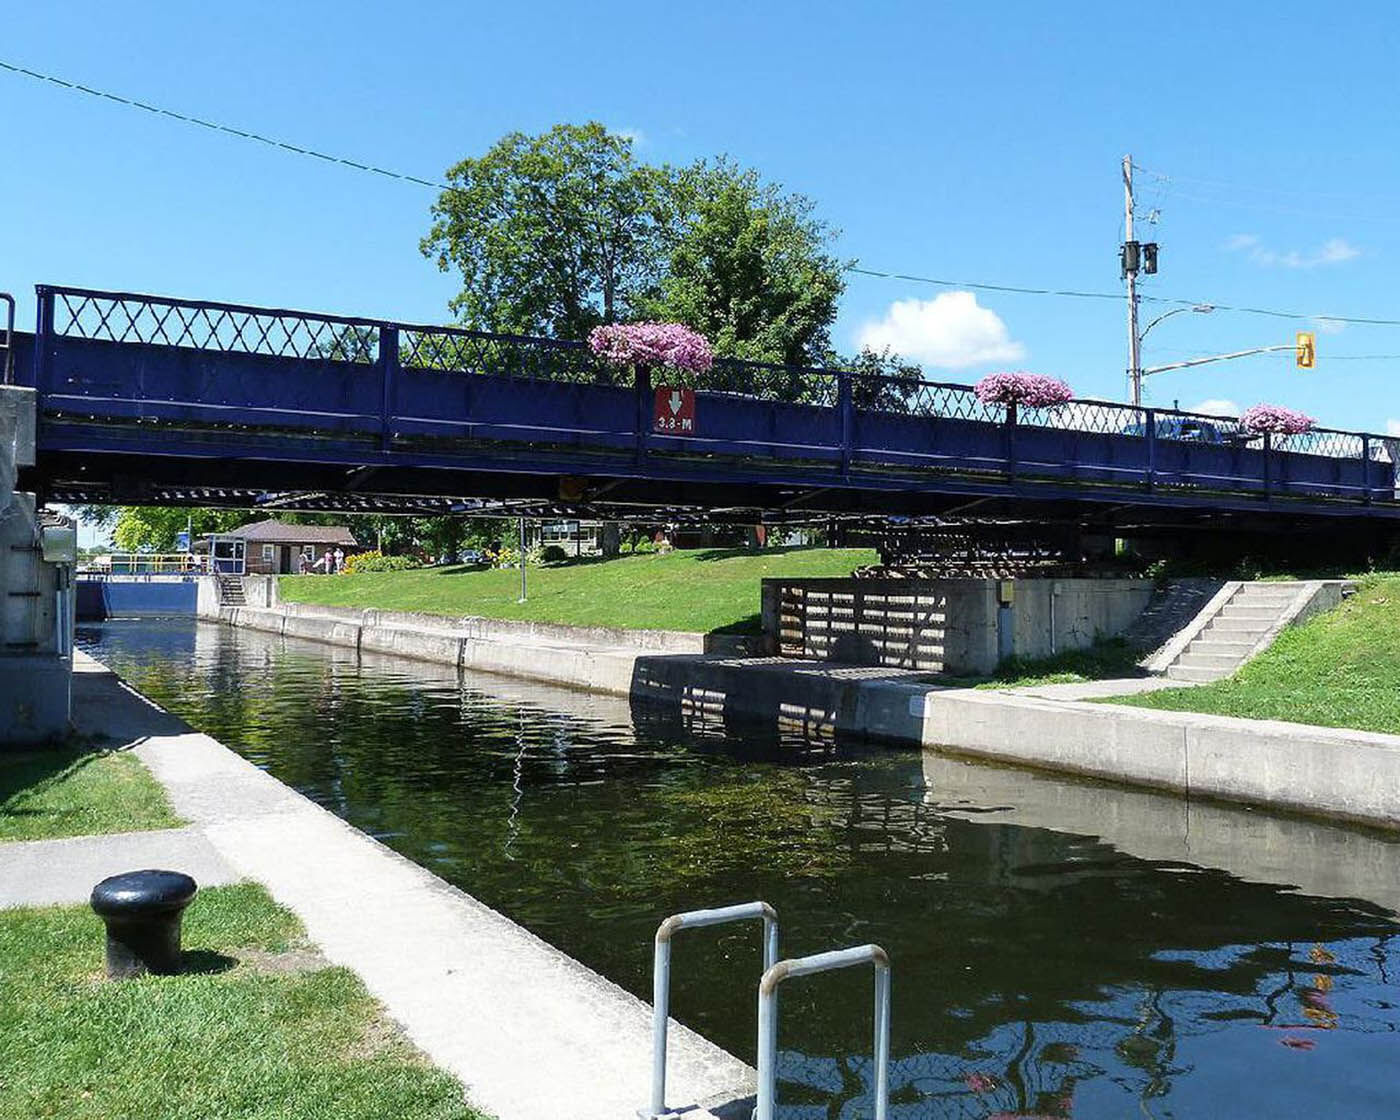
left=0, top=883, right=482, bottom=1120
left=1110, top=574, right=1400, bottom=734
left=947, top=637, right=1146, bottom=690
left=0, top=748, right=182, bottom=843
left=280, top=546, right=878, bottom=633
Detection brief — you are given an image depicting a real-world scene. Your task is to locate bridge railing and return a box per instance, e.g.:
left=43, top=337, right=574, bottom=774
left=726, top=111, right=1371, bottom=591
left=31, top=285, right=1398, bottom=505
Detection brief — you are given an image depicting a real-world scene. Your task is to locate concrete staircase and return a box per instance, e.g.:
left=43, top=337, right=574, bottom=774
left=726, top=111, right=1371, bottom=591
left=1154, top=580, right=1350, bottom=683
left=216, top=574, right=246, bottom=606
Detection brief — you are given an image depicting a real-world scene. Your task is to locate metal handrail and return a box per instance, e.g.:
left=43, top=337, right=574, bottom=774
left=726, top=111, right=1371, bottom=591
left=0, top=292, right=13, bottom=384
left=643, top=901, right=779, bottom=1120
left=756, top=944, right=891, bottom=1120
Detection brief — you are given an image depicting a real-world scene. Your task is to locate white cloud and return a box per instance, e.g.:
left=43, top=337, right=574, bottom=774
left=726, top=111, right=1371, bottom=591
left=1387, top=418, right=1400, bottom=438
left=1312, top=316, right=1346, bottom=335
left=1225, top=233, right=1361, bottom=269
left=614, top=127, right=647, bottom=146
left=856, top=292, right=1026, bottom=369
left=1190, top=398, right=1241, bottom=418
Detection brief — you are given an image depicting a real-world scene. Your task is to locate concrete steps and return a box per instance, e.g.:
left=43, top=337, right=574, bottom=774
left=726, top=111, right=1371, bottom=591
left=216, top=575, right=246, bottom=606
left=1160, top=581, right=1324, bottom=683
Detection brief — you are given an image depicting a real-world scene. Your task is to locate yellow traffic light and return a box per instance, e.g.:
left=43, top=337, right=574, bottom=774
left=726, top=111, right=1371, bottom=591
left=1296, top=331, right=1316, bottom=369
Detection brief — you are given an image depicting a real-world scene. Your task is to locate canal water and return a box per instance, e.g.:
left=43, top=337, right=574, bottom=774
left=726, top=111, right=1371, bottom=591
left=80, top=619, right=1400, bottom=1119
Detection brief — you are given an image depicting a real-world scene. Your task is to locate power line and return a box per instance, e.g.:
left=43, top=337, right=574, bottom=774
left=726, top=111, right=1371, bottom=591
left=848, top=265, right=1400, bottom=327
left=0, top=58, right=449, bottom=190
left=8, top=58, right=1400, bottom=330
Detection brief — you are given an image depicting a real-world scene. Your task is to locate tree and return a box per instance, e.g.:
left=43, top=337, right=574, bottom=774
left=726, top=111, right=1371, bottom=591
left=109, top=507, right=244, bottom=552
left=422, top=123, right=672, bottom=338
left=841, top=346, right=925, bottom=413
left=641, top=158, right=846, bottom=367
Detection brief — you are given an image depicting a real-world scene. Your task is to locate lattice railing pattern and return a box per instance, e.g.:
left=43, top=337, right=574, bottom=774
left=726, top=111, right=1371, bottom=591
left=51, top=290, right=378, bottom=363
left=400, top=328, right=622, bottom=384
left=39, top=287, right=1395, bottom=466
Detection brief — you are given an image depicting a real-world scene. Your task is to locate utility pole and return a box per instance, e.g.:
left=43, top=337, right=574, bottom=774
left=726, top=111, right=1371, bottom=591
left=517, top=516, right=527, bottom=603
left=1123, top=154, right=1143, bottom=408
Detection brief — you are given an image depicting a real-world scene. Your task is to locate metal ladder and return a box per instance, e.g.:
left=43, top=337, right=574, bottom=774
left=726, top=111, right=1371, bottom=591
left=642, top=901, right=890, bottom=1120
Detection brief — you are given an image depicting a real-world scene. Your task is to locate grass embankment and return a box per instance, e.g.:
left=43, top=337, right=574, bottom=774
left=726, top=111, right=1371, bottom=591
left=0, top=748, right=181, bottom=842
left=951, top=638, right=1145, bottom=690
left=1111, top=574, right=1400, bottom=735
left=280, top=546, right=878, bottom=634
left=0, top=882, right=481, bottom=1120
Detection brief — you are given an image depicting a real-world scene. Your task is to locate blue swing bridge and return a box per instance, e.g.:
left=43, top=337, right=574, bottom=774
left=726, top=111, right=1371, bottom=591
left=9, top=284, right=1399, bottom=540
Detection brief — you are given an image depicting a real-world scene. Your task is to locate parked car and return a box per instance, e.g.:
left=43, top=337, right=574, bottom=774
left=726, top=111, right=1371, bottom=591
left=1122, top=416, right=1238, bottom=445
left=455, top=548, right=487, bottom=566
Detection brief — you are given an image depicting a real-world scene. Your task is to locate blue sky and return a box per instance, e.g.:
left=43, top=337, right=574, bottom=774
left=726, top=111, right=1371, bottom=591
left=6, top=0, right=1400, bottom=445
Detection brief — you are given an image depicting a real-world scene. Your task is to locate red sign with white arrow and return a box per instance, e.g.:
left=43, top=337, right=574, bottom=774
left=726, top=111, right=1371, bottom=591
left=653, top=386, right=696, bottom=434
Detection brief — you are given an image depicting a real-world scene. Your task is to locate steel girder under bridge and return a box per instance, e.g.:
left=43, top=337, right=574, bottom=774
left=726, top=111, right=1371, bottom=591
left=11, top=284, right=1400, bottom=536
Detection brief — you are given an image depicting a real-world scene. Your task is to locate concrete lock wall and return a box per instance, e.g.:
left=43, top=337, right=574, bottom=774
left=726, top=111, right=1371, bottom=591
left=762, top=577, right=1154, bottom=675
left=0, top=387, right=74, bottom=745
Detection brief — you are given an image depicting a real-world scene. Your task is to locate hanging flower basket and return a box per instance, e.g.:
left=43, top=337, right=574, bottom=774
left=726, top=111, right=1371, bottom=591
left=973, top=371, right=1074, bottom=408
left=1241, top=404, right=1316, bottom=436
left=588, top=322, right=714, bottom=373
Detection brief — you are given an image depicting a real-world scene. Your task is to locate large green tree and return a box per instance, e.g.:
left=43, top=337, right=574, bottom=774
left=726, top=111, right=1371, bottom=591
left=422, top=123, right=672, bottom=338
left=422, top=125, right=846, bottom=370
left=642, top=158, right=845, bottom=366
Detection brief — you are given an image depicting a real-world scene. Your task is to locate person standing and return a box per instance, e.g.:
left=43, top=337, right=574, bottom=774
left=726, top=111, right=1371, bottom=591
left=333, top=546, right=345, bottom=573
left=321, top=548, right=334, bottom=574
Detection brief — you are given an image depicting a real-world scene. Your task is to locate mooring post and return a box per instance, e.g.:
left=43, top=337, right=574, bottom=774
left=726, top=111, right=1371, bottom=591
left=90, top=870, right=197, bottom=978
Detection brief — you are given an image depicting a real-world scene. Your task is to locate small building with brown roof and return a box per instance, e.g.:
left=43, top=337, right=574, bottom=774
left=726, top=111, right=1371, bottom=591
left=217, top=519, right=359, bottom=574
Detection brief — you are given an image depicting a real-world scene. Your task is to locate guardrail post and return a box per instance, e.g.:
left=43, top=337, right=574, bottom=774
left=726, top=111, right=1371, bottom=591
left=1262, top=431, right=1272, bottom=498
left=645, top=901, right=778, bottom=1120
left=1005, top=401, right=1018, bottom=482
left=756, top=944, right=890, bottom=1120
left=635, top=364, right=652, bottom=465
left=34, top=285, right=54, bottom=392
left=1144, top=408, right=1157, bottom=491
left=838, top=372, right=853, bottom=478
left=1362, top=435, right=1372, bottom=504
left=378, top=325, right=400, bottom=452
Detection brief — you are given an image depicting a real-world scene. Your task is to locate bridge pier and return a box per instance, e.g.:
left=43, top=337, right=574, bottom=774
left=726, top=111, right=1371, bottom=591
left=0, top=386, right=76, bottom=746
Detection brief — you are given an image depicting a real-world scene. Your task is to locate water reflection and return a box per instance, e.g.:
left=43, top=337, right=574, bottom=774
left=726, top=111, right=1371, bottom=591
left=80, top=620, right=1400, bottom=1119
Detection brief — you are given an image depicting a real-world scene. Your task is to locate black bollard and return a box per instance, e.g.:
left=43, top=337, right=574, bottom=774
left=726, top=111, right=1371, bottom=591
left=90, top=869, right=198, bottom=978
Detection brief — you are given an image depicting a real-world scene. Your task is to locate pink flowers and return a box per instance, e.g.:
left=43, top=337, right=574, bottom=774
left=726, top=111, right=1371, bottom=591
left=1241, top=404, right=1316, bottom=436
left=974, top=371, right=1074, bottom=408
left=588, top=322, right=714, bottom=373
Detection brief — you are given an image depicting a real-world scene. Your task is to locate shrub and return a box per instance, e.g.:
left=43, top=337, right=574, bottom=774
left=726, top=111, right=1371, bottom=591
left=342, top=550, right=420, bottom=574
left=541, top=544, right=570, bottom=565
left=973, top=371, right=1074, bottom=408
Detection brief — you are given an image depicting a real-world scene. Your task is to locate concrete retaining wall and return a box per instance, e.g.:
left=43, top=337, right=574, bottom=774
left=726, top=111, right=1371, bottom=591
left=628, top=656, right=1400, bottom=831
left=224, top=604, right=644, bottom=697
left=762, top=577, right=1153, bottom=674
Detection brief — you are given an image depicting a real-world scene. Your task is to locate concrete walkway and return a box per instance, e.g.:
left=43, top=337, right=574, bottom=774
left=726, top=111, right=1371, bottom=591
left=35, top=654, right=755, bottom=1120
left=0, top=825, right=236, bottom=907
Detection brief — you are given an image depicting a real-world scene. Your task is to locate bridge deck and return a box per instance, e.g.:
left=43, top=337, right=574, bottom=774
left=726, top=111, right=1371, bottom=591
left=14, top=285, right=1400, bottom=528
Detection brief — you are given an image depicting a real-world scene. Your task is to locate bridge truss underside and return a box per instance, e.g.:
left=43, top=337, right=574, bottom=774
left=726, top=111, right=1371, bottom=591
left=27, top=444, right=1400, bottom=552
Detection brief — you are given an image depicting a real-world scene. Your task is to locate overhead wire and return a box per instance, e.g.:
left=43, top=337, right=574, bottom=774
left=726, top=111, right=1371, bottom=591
left=6, top=58, right=1400, bottom=330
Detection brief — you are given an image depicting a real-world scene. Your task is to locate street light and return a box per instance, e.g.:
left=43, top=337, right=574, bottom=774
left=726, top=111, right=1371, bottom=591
left=1132, top=304, right=1214, bottom=405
